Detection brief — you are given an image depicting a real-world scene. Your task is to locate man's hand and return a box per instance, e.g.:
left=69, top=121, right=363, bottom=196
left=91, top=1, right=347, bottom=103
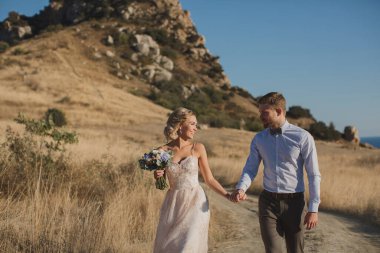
left=304, top=212, right=318, bottom=230
left=154, top=170, right=164, bottom=180
left=230, top=189, right=247, bottom=203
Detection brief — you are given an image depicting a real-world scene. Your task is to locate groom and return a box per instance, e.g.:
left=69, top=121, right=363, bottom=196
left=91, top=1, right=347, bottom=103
left=231, top=92, right=321, bottom=253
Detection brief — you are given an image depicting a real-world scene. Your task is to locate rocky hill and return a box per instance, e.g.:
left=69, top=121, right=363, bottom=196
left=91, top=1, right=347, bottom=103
left=0, top=0, right=346, bottom=140
left=0, top=0, right=265, bottom=130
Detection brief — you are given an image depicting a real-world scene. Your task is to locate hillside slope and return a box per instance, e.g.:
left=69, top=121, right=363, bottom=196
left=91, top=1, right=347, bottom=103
left=1, top=0, right=263, bottom=132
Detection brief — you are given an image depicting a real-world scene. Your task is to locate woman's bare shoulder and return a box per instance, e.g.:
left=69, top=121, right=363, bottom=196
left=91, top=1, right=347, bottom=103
left=193, top=142, right=206, bottom=157
left=193, top=142, right=205, bottom=149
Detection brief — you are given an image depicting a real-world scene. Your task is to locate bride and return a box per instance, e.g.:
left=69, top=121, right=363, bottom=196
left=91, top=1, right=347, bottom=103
left=153, top=107, right=233, bottom=253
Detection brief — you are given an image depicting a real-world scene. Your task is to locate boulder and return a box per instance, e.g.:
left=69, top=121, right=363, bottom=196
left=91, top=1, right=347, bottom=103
left=0, top=12, right=33, bottom=43
left=182, top=85, right=192, bottom=99
left=360, top=142, right=374, bottom=149
left=17, top=26, right=32, bottom=38
left=142, top=65, right=156, bottom=81
left=154, top=66, right=172, bottom=83
left=93, top=52, right=102, bottom=59
left=343, top=126, right=360, bottom=144
left=142, top=64, right=172, bottom=83
left=106, top=35, right=114, bottom=45
left=122, top=12, right=130, bottom=21
left=134, top=34, right=160, bottom=57
left=189, top=48, right=208, bottom=60
left=130, top=53, right=139, bottom=63
left=159, top=56, right=174, bottom=71
left=105, top=50, right=115, bottom=58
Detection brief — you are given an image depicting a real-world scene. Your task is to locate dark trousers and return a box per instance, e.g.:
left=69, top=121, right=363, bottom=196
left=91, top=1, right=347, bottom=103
left=259, top=190, right=307, bottom=253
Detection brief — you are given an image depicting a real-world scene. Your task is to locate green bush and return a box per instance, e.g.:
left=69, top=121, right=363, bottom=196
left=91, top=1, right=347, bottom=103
left=207, top=64, right=223, bottom=79
left=12, top=47, right=29, bottom=55
left=173, top=68, right=196, bottom=84
left=245, top=118, right=264, bottom=132
left=161, top=46, right=178, bottom=59
left=45, top=108, right=67, bottom=127
left=43, top=24, right=64, bottom=33
left=0, top=114, right=78, bottom=195
left=144, top=28, right=183, bottom=50
left=144, top=28, right=169, bottom=44
left=201, top=86, right=224, bottom=104
left=308, top=121, right=341, bottom=141
left=287, top=106, right=314, bottom=119
left=184, top=91, right=212, bottom=115
left=7, top=11, right=20, bottom=23
left=148, top=80, right=183, bottom=109
left=145, top=78, right=260, bottom=131
left=0, top=41, right=10, bottom=53
left=230, top=86, right=255, bottom=100
left=118, top=32, right=130, bottom=45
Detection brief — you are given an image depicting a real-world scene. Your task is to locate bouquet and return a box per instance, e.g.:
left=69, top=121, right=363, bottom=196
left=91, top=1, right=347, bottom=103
left=138, top=149, right=172, bottom=190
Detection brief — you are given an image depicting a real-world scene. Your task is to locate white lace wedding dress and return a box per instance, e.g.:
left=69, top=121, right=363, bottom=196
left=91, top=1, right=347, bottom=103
left=153, top=153, right=210, bottom=253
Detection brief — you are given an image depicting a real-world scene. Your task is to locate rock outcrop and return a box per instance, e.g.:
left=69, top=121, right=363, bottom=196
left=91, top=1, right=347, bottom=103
left=343, top=126, right=360, bottom=144
left=0, top=12, right=32, bottom=43
left=0, top=0, right=230, bottom=88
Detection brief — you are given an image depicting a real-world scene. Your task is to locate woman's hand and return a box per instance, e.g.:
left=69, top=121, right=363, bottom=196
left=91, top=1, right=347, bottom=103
left=154, top=170, right=165, bottom=180
left=230, top=189, right=247, bottom=202
left=224, top=192, right=232, bottom=200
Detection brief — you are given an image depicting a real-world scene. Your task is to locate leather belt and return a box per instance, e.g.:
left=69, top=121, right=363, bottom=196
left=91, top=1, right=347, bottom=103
left=263, top=190, right=304, bottom=200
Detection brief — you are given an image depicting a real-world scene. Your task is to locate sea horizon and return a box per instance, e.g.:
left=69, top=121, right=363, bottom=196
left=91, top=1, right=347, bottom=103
left=361, top=136, right=380, bottom=149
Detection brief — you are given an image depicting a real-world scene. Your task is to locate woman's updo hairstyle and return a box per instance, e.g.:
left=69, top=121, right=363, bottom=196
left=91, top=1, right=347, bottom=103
left=164, top=107, right=195, bottom=141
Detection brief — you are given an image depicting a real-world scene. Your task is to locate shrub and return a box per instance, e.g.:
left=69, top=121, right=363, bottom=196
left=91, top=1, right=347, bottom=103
left=144, top=28, right=183, bottom=50
left=144, top=28, right=169, bottom=44
left=230, top=86, right=255, bottom=100
left=148, top=80, right=183, bottom=109
left=161, top=46, right=178, bottom=59
left=287, top=105, right=314, bottom=119
left=201, top=86, right=224, bottom=104
left=43, top=24, right=64, bottom=33
left=117, top=32, right=130, bottom=45
left=12, top=47, right=29, bottom=55
left=244, top=118, right=264, bottom=132
left=173, top=68, right=196, bottom=84
left=207, top=64, right=223, bottom=79
left=7, top=11, right=20, bottom=22
left=184, top=91, right=212, bottom=116
left=308, top=121, right=341, bottom=141
left=0, top=41, right=10, bottom=53
left=0, top=114, right=78, bottom=195
left=45, top=108, right=67, bottom=127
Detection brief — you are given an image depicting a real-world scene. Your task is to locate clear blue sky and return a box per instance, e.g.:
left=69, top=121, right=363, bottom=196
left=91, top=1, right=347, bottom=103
left=1, top=0, right=379, bottom=137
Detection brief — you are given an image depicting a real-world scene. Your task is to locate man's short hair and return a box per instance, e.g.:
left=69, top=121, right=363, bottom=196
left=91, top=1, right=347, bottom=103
left=258, top=92, right=286, bottom=112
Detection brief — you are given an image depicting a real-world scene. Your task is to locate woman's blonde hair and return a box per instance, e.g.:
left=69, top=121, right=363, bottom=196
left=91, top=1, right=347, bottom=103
left=164, top=107, right=195, bottom=141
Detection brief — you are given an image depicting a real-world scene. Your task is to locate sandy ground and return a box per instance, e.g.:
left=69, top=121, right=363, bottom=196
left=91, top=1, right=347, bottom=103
left=206, top=188, right=380, bottom=253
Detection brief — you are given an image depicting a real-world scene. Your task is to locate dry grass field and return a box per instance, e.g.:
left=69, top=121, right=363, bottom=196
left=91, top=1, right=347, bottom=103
left=0, top=115, right=379, bottom=252
left=1, top=22, right=379, bottom=252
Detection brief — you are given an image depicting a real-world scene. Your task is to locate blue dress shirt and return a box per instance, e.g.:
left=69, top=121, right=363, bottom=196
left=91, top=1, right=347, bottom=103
left=236, top=120, right=321, bottom=212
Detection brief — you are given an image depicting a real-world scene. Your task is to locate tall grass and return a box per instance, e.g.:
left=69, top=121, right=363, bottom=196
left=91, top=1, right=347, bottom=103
left=0, top=123, right=379, bottom=252
left=0, top=116, right=164, bottom=252
left=0, top=149, right=164, bottom=252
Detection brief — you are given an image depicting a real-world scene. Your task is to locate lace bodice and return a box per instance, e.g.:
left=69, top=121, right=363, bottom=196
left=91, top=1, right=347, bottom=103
left=166, top=156, right=199, bottom=190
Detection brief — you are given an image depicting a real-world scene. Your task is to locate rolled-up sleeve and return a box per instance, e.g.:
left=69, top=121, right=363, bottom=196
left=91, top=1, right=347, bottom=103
left=236, top=137, right=262, bottom=192
left=301, top=133, right=321, bottom=212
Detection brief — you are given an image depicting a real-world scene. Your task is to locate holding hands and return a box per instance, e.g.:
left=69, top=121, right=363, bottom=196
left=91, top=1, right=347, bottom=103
left=229, top=189, right=247, bottom=203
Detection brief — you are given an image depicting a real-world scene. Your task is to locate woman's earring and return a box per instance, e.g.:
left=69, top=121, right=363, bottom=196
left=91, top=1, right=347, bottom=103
left=179, top=128, right=182, bottom=135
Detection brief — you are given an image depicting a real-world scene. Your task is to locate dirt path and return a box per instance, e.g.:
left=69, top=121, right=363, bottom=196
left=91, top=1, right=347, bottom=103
left=206, top=189, right=380, bottom=253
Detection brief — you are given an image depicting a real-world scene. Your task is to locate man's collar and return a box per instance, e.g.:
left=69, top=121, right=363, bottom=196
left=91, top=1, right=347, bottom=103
left=269, top=120, right=288, bottom=135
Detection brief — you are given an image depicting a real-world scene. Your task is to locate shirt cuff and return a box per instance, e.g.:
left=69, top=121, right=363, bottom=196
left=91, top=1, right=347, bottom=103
left=308, top=201, right=319, bottom=212
left=235, top=182, right=248, bottom=192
